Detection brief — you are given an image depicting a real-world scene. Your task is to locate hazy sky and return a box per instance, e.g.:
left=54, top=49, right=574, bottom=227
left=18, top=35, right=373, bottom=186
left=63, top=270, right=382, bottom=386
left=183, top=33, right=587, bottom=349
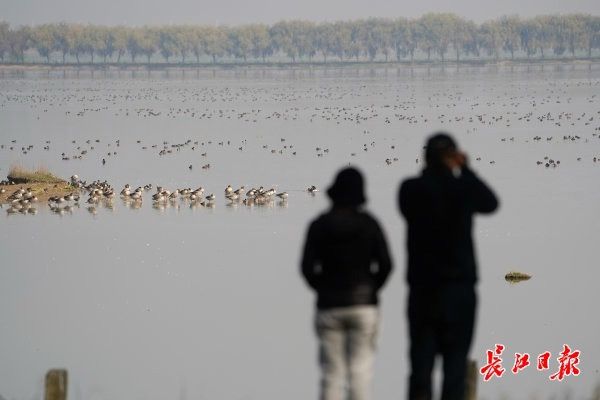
left=1, top=0, right=599, bottom=26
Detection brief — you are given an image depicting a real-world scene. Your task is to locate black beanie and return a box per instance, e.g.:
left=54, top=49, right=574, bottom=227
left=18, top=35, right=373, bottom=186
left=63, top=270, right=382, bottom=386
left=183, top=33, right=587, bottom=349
left=326, top=167, right=366, bottom=207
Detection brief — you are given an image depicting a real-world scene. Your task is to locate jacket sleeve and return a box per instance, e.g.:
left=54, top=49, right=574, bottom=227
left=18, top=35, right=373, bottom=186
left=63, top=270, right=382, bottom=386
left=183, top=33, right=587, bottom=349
left=461, top=167, right=499, bottom=214
left=399, top=179, right=416, bottom=219
left=301, top=221, right=321, bottom=290
left=373, top=221, right=393, bottom=289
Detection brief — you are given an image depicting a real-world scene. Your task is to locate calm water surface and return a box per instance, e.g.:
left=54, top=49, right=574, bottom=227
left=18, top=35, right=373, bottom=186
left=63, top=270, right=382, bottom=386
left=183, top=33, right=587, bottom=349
left=1, top=65, right=599, bottom=400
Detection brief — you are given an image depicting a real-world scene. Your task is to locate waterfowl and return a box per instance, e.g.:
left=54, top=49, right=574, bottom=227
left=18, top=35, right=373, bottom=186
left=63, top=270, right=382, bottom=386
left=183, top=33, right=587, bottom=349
left=225, top=193, right=239, bottom=202
left=120, top=184, right=131, bottom=196
left=130, top=191, right=143, bottom=201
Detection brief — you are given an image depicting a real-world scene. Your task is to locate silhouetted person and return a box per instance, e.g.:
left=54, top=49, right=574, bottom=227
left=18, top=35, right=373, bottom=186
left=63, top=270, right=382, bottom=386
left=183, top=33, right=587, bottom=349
left=399, top=133, right=499, bottom=400
left=302, top=167, right=393, bottom=400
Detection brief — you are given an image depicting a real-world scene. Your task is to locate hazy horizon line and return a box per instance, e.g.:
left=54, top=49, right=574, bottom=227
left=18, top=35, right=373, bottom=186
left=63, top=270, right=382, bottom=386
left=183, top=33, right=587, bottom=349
left=2, top=11, right=600, bottom=28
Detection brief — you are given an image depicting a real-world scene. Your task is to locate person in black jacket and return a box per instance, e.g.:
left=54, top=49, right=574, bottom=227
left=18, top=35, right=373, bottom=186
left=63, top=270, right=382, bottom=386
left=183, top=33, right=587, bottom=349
left=302, top=167, right=393, bottom=400
left=399, top=133, right=499, bottom=400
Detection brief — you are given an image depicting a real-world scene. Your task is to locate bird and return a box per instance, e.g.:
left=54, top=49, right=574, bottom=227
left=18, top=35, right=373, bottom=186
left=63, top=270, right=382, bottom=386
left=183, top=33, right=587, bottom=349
left=225, top=193, right=239, bottom=202
left=120, top=184, right=131, bottom=196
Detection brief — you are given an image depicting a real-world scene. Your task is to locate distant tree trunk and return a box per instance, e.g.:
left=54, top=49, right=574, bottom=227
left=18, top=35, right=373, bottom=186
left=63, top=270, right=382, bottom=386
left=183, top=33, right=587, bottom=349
left=262, top=53, right=266, bottom=63
left=243, top=55, right=247, bottom=63
left=182, top=53, right=186, bottom=64
left=146, top=54, right=151, bottom=63
left=212, top=54, right=216, bottom=64
left=456, top=47, right=460, bottom=62
left=46, top=55, right=50, bottom=64
left=75, top=53, right=80, bottom=64
left=195, top=54, right=200, bottom=64
left=588, top=46, right=592, bottom=59
left=62, top=52, right=66, bottom=64
left=117, top=51, right=122, bottom=63
left=427, top=48, right=431, bottom=61
left=510, top=48, right=514, bottom=60
left=131, top=54, right=136, bottom=63
left=91, top=51, right=94, bottom=64
left=540, top=47, right=544, bottom=59
left=323, top=53, right=327, bottom=63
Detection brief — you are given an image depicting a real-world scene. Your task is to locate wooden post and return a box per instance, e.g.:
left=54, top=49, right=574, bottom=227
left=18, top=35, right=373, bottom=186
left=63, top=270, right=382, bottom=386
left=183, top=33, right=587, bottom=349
left=45, top=369, right=68, bottom=400
left=465, top=359, right=477, bottom=400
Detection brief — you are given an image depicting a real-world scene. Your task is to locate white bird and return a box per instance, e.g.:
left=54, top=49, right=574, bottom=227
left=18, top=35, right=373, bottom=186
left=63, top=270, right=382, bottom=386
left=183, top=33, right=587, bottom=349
left=225, top=193, right=239, bottom=202
left=120, top=185, right=131, bottom=196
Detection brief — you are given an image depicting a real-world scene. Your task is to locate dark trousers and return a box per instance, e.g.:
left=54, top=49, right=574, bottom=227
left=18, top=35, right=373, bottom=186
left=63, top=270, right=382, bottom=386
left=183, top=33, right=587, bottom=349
left=407, top=284, right=476, bottom=400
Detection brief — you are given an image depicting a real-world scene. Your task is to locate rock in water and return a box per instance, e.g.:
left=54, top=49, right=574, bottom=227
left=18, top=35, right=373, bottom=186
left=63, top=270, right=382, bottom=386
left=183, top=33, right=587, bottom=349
left=505, top=271, right=532, bottom=283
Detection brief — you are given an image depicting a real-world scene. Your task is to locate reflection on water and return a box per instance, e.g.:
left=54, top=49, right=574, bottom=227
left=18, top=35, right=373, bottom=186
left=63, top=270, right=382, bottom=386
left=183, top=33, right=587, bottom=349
left=0, top=65, right=599, bottom=400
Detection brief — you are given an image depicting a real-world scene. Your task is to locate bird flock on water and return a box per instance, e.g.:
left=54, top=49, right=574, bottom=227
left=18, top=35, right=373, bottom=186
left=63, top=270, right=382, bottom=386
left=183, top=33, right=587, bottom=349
left=1, top=174, right=318, bottom=216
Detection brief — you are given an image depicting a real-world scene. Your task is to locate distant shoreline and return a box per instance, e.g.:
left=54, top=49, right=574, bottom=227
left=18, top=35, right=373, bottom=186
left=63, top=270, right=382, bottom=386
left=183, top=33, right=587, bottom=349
left=1, top=58, right=599, bottom=72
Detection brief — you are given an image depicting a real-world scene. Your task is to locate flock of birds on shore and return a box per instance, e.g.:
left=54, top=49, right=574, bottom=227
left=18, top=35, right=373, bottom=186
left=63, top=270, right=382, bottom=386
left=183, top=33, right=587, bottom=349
left=1, top=175, right=318, bottom=216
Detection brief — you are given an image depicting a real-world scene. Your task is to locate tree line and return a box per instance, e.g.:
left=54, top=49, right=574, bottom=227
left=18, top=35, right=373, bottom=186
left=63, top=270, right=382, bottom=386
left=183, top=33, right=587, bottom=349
left=0, top=13, right=599, bottom=65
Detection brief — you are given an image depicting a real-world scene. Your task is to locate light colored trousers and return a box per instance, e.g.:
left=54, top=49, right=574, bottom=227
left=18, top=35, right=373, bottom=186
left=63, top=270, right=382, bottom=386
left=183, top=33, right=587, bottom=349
left=315, top=305, right=380, bottom=400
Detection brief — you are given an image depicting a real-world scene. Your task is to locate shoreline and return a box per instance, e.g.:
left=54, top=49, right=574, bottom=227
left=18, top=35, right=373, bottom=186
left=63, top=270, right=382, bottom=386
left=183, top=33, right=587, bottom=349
left=0, top=182, right=74, bottom=204
left=1, top=58, right=599, bottom=73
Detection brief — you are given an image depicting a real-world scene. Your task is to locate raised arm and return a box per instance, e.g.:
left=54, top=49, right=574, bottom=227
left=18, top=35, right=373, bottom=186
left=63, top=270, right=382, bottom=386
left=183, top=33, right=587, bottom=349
left=461, top=167, right=499, bottom=214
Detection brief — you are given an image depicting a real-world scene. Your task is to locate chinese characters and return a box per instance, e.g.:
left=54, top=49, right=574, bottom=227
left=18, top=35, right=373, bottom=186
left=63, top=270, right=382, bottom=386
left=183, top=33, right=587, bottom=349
left=480, top=344, right=581, bottom=381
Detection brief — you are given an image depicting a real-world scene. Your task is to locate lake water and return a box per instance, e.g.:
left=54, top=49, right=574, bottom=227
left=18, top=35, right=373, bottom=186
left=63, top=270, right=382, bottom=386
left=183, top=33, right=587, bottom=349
left=1, top=64, right=599, bottom=400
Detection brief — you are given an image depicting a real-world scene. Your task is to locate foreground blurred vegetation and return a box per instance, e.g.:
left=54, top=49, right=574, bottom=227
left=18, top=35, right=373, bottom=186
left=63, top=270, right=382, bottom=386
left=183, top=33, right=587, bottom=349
left=0, top=14, right=599, bottom=65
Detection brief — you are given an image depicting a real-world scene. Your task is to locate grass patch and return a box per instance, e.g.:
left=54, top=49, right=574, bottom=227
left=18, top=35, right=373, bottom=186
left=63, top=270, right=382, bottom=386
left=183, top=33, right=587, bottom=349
left=7, top=164, right=64, bottom=184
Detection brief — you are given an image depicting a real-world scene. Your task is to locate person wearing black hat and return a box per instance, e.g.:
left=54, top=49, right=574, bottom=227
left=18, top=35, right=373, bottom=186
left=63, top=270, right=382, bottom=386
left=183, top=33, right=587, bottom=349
left=301, top=167, right=393, bottom=400
left=399, top=133, right=499, bottom=400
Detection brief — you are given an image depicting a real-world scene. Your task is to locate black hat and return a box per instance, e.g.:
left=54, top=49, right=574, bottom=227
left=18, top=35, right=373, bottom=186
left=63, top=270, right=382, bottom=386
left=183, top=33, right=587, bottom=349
left=327, top=167, right=366, bottom=206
